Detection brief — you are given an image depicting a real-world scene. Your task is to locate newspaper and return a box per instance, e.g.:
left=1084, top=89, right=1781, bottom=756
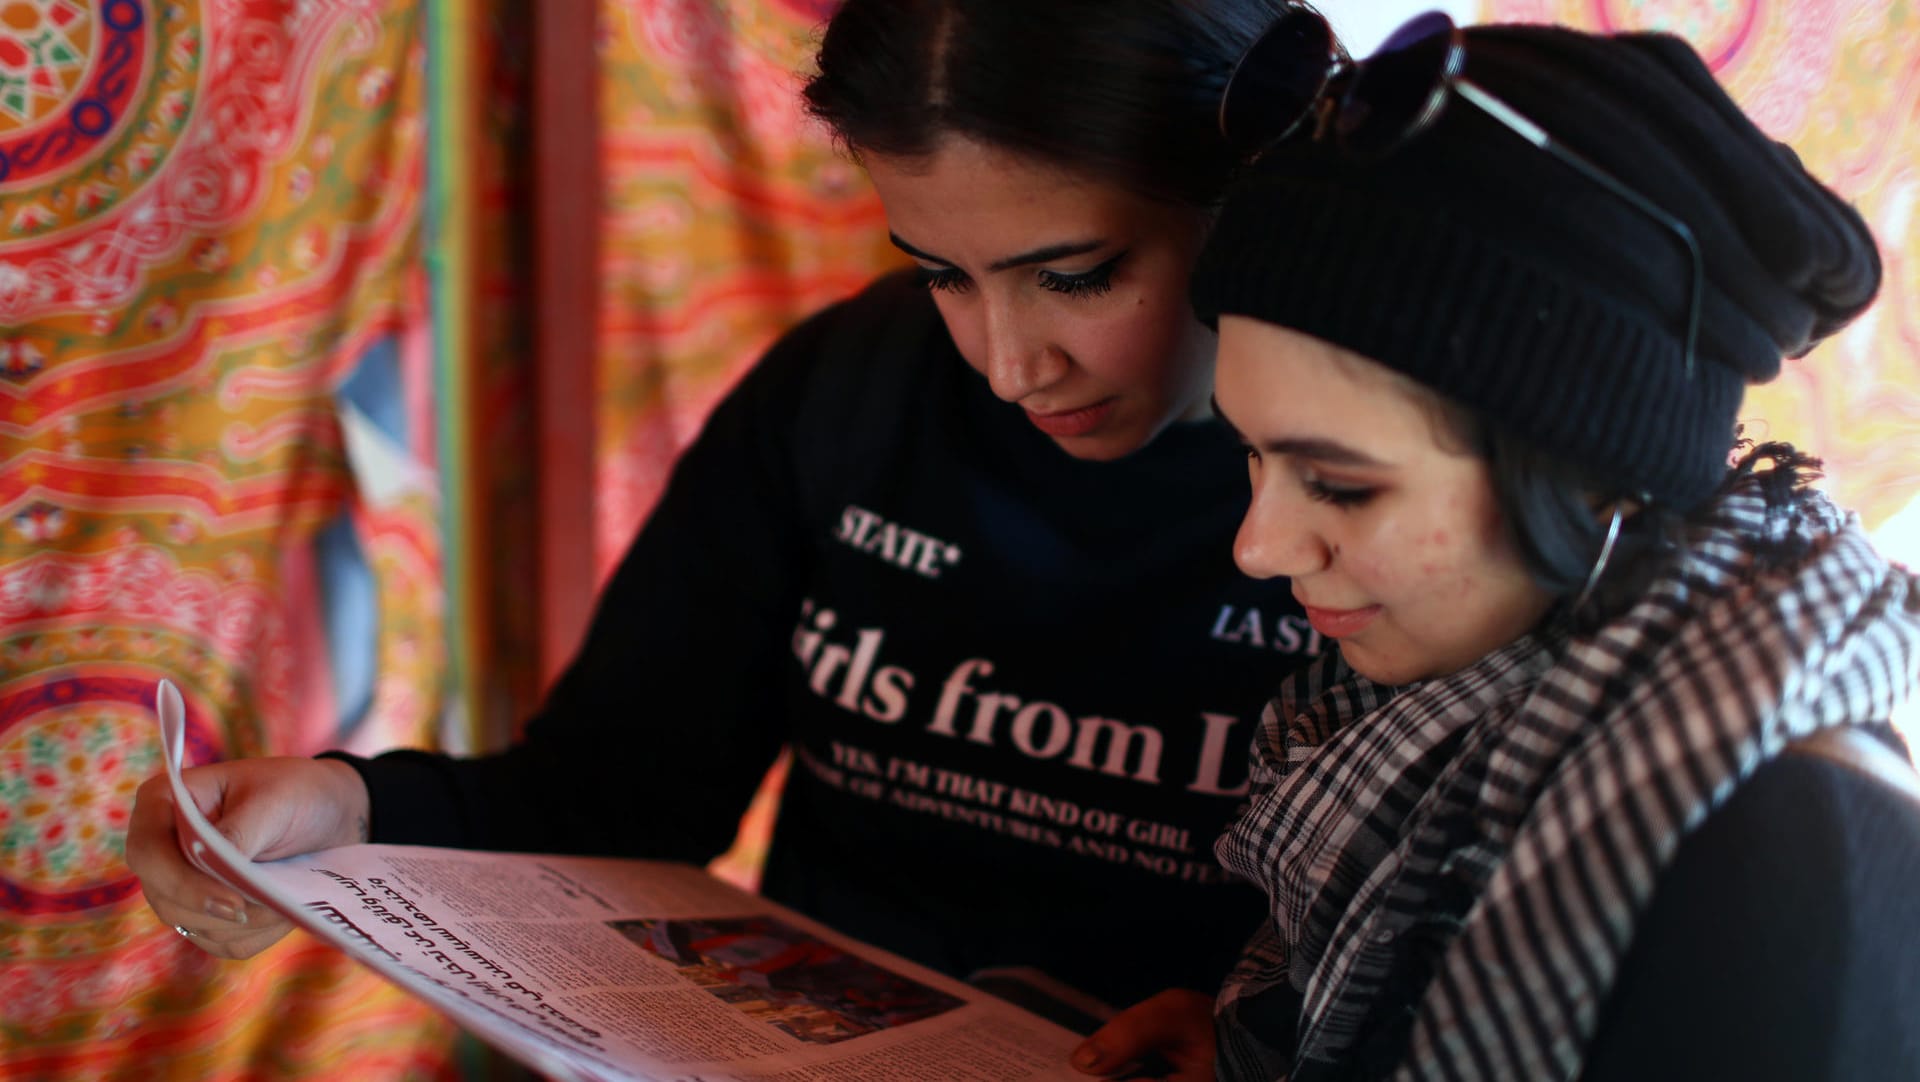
left=155, top=680, right=1088, bottom=1081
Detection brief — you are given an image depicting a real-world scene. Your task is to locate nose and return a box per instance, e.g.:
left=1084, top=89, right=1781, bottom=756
left=980, top=300, right=1068, bottom=403
left=1234, top=484, right=1331, bottom=581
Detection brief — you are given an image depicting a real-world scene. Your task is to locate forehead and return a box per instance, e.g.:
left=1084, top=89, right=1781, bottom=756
left=1215, top=316, right=1445, bottom=443
left=862, top=135, right=1167, bottom=254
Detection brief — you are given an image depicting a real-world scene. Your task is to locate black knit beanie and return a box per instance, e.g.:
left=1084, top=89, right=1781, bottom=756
left=1192, top=23, right=1882, bottom=510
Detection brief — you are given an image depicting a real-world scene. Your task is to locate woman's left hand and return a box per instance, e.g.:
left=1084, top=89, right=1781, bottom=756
left=1070, top=987, right=1216, bottom=1081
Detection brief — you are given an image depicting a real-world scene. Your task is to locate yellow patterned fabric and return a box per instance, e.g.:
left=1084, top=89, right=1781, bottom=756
left=595, top=0, right=902, bottom=571
left=1477, top=0, right=1920, bottom=544
left=1, top=3, right=454, bottom=1078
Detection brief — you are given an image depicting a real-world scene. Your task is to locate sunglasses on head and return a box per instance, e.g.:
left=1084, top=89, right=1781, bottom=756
left=1219, top=8, right=1703, bottom=379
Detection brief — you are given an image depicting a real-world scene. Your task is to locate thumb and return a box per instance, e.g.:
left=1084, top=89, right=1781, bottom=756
left=1071, top=1035, right=1118, bottom=1074
left=1072, top=988, right=1216, bottom=1076
left=176, top=765, right=272, bottom=861
left=187, top=757, right=369, bottom=863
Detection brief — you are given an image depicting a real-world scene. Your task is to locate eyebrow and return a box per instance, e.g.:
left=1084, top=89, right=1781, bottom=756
left=1210, top=394, right=1389, bottom=468
left=888, top=233, right=1107, bottom=273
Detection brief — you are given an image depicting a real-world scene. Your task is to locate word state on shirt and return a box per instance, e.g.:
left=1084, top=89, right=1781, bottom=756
left=834, top=504, right=962, bottom=579
left=792, top=599, right=1251, bottom=799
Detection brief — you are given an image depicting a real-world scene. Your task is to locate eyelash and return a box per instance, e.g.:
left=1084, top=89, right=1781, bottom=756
left=1040, top=254, right=1122, bottom=297
left=914, top=253, right=1125, bottom=298
left=916, top=266, right=972, bottom=294
left=1306, top=479, right=1375, bottom=508
left=1243, top=446, right=1376, bottom=509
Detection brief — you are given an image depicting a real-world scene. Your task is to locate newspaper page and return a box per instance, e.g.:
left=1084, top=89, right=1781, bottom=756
left=155, top=681, right=1087, bottom=1082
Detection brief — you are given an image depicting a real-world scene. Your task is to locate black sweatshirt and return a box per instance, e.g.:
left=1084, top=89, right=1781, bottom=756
left=334, top=274, right=1317, bottom=1006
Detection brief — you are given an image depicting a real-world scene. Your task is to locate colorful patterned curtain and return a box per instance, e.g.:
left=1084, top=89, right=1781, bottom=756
left=0, top=2, right=458, bottom=1076
left=4, top=0, right=1910, bottom=1077
left=595, top=0, right=901, bottom=571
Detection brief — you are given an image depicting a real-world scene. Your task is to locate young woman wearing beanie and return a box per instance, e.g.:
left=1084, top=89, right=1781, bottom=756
left=128, top=2, right=1320, bottom=1076
left=1188, top=11, right=1920, bottom=1081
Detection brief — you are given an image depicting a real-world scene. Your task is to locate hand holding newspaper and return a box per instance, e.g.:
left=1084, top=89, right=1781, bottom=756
left=154, top=679, right=1089, bottom=1081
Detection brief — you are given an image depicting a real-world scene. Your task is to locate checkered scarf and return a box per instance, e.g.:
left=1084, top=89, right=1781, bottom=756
left=1214, top=469, right=1920, bottom=1082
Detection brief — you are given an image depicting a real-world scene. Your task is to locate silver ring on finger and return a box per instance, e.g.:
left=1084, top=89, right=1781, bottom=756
left=173, top=924, right=198, bottom=939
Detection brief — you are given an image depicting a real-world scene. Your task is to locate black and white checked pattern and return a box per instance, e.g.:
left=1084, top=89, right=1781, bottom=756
left=1215, top=473, right=1920, bottom=1081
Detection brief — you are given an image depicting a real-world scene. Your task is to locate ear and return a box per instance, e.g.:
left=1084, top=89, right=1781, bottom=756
left=1588, top=493, right=1646, bottom=524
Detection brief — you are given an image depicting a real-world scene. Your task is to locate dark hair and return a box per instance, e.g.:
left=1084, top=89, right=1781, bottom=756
left=802, top=0, right=1294, bottom=207
left=1379, top=375, right=1670, bottom=621
left=1480, top=428, right=1679, bottom=622
left=1481, top=427, right=1823, bottom=626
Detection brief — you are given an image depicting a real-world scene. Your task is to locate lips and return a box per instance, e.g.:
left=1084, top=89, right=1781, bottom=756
left=1025, top=398, right=1117, bottom=438
left=1303, top=603, right=1381, bottom=639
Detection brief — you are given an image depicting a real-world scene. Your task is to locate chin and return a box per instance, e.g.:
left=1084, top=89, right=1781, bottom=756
left=1336, top=642, right=1430, bottom=687
left=1054, top=434, right=1144, bottom=462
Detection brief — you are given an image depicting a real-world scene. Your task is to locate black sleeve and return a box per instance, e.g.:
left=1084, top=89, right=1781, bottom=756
left=1580, top=746, right=1920, bottom=1081
left=326, top=293, right=870, bottom=863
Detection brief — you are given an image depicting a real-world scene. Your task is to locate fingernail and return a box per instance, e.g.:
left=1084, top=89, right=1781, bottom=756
left=206, top=898, right=246, bottom=924
left=1072, top=1041, right=1103, bottom=1069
